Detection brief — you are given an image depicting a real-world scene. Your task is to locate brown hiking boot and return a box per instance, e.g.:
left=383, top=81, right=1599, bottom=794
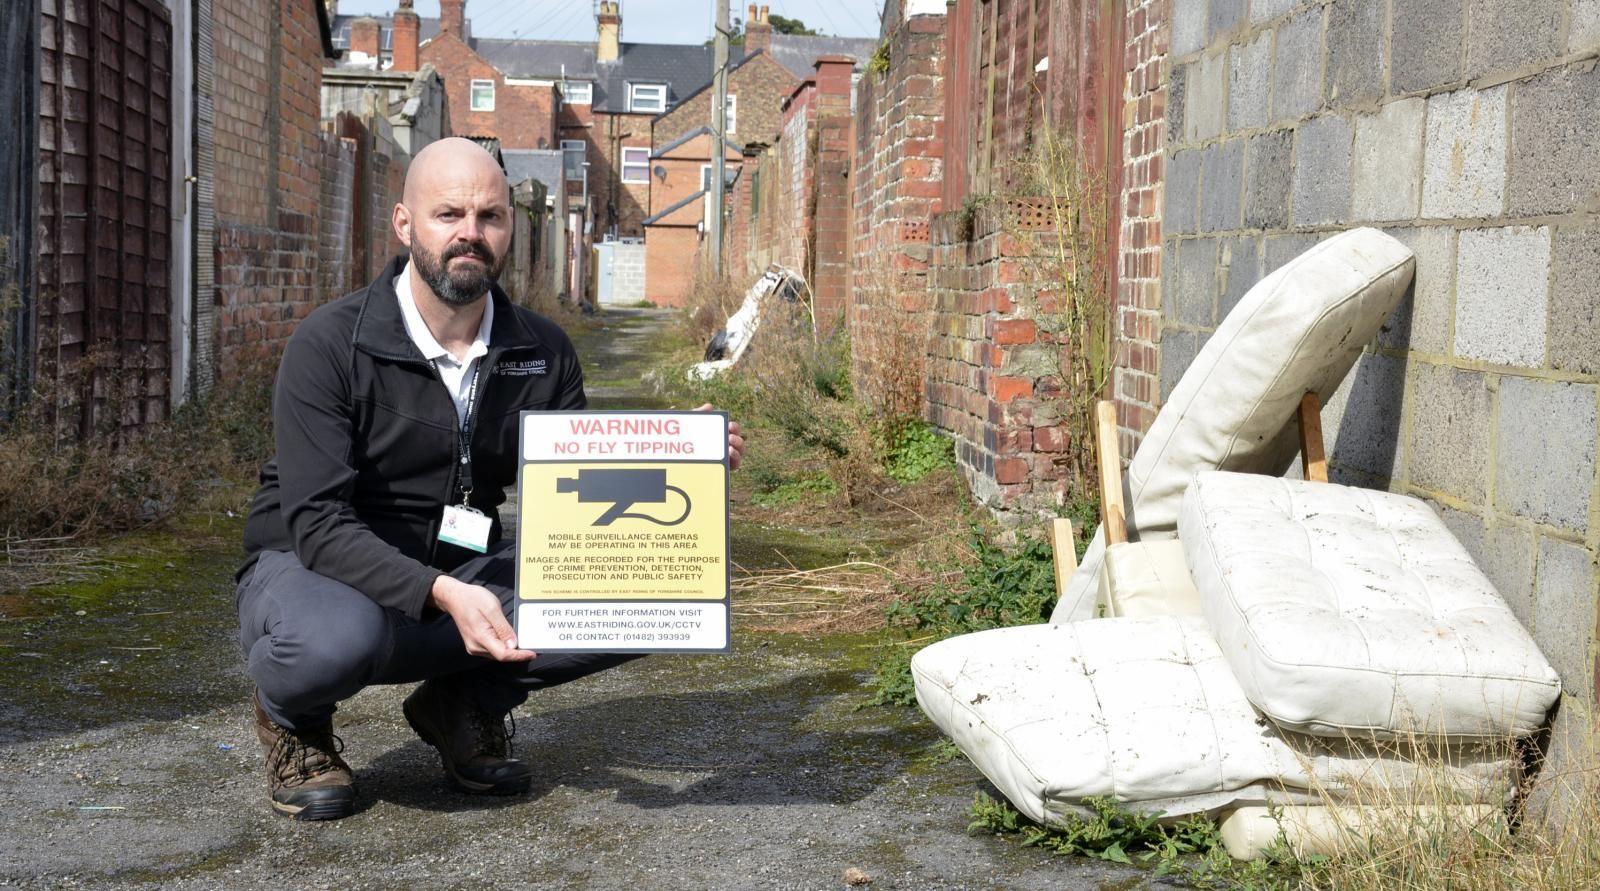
left=252, top=691, right=356, bottom=821
left=402, top=679, right=534, bottom=795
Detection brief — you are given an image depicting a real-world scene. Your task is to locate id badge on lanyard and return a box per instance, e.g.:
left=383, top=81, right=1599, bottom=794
left=435, top=361, right=491, bottom=553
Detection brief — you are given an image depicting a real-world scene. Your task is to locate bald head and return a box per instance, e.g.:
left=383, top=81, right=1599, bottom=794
left=403, top=137, right=509, bottom=207
left=393, top=137, right=514, bottom=307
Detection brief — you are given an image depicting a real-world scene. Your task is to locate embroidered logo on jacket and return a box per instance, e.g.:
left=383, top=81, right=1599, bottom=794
left=496, top=359, right=548, bottom=376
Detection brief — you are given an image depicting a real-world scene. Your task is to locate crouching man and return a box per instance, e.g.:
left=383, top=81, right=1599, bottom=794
left=235, top=138, right=744, bottom=820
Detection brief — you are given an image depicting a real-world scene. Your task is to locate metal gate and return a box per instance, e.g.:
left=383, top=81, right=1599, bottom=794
left=37, top=0, right=174, bottom=436
left=595, top=241, right=616, bottom=304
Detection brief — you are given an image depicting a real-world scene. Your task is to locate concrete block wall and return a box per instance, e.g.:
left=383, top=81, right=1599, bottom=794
left=609, top=241, right=646, bottom=304
left=1157, top=0, right=1600, bottom=778
left=849, top=13, right=946, bottom=419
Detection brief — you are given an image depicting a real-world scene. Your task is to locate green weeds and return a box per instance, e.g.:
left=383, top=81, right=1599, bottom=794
left=968, top=792, right=1311, bottom=889
left=868, top=516, right=1068, bottom=706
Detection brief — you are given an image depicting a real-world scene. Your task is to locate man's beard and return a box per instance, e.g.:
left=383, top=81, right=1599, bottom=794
left=412, top=238, right=505, bottom=306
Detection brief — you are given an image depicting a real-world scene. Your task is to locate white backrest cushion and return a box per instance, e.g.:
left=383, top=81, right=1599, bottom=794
left=1182, top=471, right=1561, bottom=738
left=1053, top=228, right=1414, bottom=622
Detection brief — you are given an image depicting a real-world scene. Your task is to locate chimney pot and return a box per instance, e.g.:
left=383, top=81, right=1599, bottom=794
left=744, top=1, right=772, bottom=52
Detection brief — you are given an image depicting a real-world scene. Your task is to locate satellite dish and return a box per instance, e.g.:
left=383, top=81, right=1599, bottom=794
left=653, top=165, right=667, bottom=182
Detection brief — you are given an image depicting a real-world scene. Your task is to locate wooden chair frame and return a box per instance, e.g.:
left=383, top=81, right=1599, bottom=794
left=1049, top=393, right=1327, bottom=590
left=1095, top=392, right=1328, bottom=546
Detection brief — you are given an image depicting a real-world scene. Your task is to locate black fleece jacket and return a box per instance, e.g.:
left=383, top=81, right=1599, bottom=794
left=241, top=255, right=586, bottom=619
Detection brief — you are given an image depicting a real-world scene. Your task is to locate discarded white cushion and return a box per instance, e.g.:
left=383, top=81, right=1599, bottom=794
left=1098, top=539, right=1202, bottom=617
left=1181, top=471, right=1561, bottom=739
left=910, top=616, right=1514, bottom=825
left=1053, top=229, right=1414, bottom=622
left=1217, top=804, right=1505, bottom=861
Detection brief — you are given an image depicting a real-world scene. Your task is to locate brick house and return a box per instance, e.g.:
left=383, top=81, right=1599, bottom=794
left=640, top=128, right=744, bottom=306
left=651, top=8, right=809, bottom=151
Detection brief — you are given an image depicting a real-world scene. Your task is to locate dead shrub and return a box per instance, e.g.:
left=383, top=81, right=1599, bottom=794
left=0, top=350, right=276, bottom=542
left=851, top=261, right=932, bottom=439
left=676, top=258, right=747, bottom=349
left=994, top=118, right=1115, bottom=496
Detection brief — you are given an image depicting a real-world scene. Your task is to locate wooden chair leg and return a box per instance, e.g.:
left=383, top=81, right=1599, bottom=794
left=1298, top=391, right=1328, bottom=483
left=1096, top=400, right=1128, bottom=544
left=1048, top=517, right=1078, bottom=594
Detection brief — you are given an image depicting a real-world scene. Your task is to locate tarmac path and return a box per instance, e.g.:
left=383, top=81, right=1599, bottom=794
left=0, top=308, right=1143, bottom=889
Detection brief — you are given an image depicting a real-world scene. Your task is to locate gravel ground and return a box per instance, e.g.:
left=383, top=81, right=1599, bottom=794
left=0, top=308, right=1150, bottom=889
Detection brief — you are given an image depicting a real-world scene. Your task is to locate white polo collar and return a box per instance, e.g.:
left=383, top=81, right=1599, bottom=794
left=394, top=260, right=493, bottom=366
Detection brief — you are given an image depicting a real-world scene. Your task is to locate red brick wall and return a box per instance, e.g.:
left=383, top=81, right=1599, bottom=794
left=594, top=111, right=654, bottom=238
left=420, top=34, right=558, bottom=150
left=211, top=0, right=408, bottom=377
left=777, top=82, right=815, bottom=275
left=883, top=0, right=1124, bottom=518
left=724, top=150, right=756, bottom=277
left=212, top=0, right=329, bottom=375
left=810, top=57, right=854, bottom=333
left=644, top=226, right=701, bottom=307
left=1112, top=0, right=1167, bottom=458
left=849, top=14, right=946, bottom=418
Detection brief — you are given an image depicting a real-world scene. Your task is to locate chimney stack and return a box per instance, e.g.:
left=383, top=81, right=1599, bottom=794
left=349, top=16, right=381, bottom=61
left=597, top=0, right=621, bottom=63
left=392, top=0, right=419, bottom=71
left=440, top=0, right=465, bottom=41
left=744, top=4, right=772, bottom=52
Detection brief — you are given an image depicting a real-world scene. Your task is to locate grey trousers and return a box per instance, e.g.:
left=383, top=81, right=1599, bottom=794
left=237, top=541, right=642, bottom=730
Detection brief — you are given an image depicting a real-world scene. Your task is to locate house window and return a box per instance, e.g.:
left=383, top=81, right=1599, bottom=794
left=720, top=94, right=737, bottom=134
left=562, top=81, right=592, bottom=104
left=621, top=147, right=650, bottom=184
left=699, top=164, right=733, bottom=192
left=562, top=140, right=586, bottom=182
left=628, top=83, right=667, bottom=113
left=470, top=79, right=495, bottom=112
left=333, top=24, right=351, bottom=48
left=381, top=29, right=393, bottom=50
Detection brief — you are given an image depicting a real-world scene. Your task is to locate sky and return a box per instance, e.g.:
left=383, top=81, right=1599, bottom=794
left=333, top=0, right=885, bottom=44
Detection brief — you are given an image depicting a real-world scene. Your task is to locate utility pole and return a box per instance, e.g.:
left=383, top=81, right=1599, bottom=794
left=710, top=0, right=728, bottom=277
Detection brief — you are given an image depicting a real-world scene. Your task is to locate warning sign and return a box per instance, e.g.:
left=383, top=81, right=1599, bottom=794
left=514, top=411, right=730, bottom=652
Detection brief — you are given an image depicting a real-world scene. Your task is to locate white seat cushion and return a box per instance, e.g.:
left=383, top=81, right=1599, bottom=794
left=1053, top=228, right=1414, bottom=622
left=1181, top=471, right=1561, bottom=738
left=910, top=617, right=1515, bottom=825
left=1217, top=804, right=1504, bottom=861
left=1099, top=539, right=1203, bottom=617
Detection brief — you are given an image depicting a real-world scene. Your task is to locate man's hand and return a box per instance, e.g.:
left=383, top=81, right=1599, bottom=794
left=694, top=403, right=746, bottom=471
left=429, top=575, right=537, bottom=662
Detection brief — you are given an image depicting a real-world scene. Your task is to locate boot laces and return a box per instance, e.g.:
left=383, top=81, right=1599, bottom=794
left=271, top=725, right=347, bottom=787
left=468, top=708, right=516, bottom=759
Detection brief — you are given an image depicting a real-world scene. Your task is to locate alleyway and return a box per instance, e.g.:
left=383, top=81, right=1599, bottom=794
left=0, top=309, right=1137, bottom=889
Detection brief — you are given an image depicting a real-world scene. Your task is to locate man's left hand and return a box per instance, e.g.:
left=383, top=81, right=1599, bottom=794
left=694, top=403, right=745, bottom=471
